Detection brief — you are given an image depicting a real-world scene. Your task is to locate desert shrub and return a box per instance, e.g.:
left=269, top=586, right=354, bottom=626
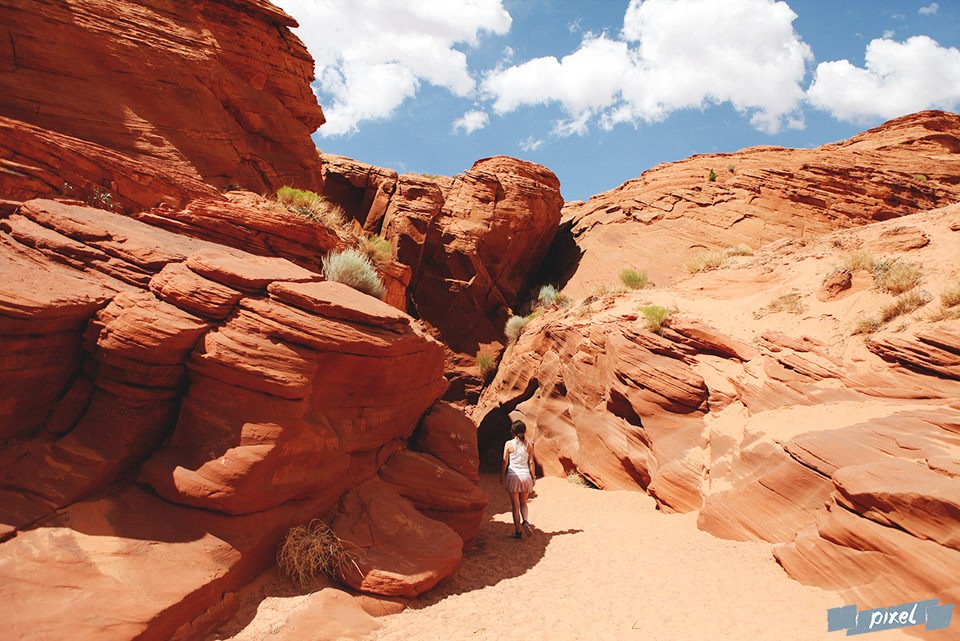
left=537, top=284, right=573, bottom=308
left=852, top=317, right=883, bottom=335
left=940, top=281, right=960, bottom=308
left=277, top=186, right=348, bottom=230
left=641, top=304, right=671, bottom=334
left=277, top=519, right=358, bottom=588
left=359, top=234, right=393, bottom=267
left=589, top=285, right=610, bottom=299
left=504, top=315, right=529, bottom=345
left=879, top=289, right=932, bottom=322
left=566, top=471, right=588, bottom=487
left=913, top=174, right=928, bottom=182
left=873, top=259, right=922, bottom=295
left=708, top=168, right=717, bottom=182
left=277, top=186, right=320, bottom=209
left=841, top=250, right=876, bottom=272
left=322, top=248, right=386, bottom=299
left=619, top=268, right=649, bottom=290
left=686, top=251, right=727, bottom=273
left=927, top=306, right=960, bottom=322
left=476, top=352, right=496, bottom=377
left=538, top=284, right=559, bottom=307
left=686, top=245, right=753, bottom=273
left=766, top=291, right=805, bottom=315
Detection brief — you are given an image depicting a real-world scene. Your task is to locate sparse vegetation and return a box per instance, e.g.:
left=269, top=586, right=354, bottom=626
left=88, top=186, right=120, bottom=211
left=879, top=289, right=932, bottom=322
left=641, top=304, right=672, bottom=334
left=941, top=281, right=960, bottom=308
left=686, top=251, right=727, bottom=273
left=872, top=259, right=922, bottom=295
left=708, top=168, right=717, bottom=182
left=277, top=519, right=358, bottom=588
left=538, top=284, right=559, bottom=306
left=566, top=471, right=589, bottom=487
left=913, top=174, right=928, bottom=182
left=504, top=315, right=529, bottom=345
left=619, top=268, right=649, bottom=290
left=727, top=164, right=736, bottom=174
left=276, top=186, right=348, bottom=229
left=766, top=291, right=805, bottom=315
left=841, top=250, right=876, bottom=272
left=322, top=248, right=386, bottom=299
left=852, top=317, right=883, bottom=335
left=476, top=352, right=496, bottom=378
left=358, top=234, right=393, bottom=267
left=686, top=245, right=754, bottom=273
left=927, top=306, right=960, bottom=322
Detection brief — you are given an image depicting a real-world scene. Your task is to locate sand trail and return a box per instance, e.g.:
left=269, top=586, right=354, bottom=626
left=370, top=474, right=913, bottom=641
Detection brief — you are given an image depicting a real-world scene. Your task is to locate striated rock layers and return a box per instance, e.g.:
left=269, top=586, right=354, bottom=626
left=474, top=192, right=960, bottom=616
left=0, top=199, right=486, bottom=641
left=559, top=110, right=960, bottom=296
left=0, top=0, right=325, bottom=212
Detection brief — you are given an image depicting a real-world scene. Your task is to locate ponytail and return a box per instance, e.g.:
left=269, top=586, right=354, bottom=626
left=510, top=419, right=527, bottom=443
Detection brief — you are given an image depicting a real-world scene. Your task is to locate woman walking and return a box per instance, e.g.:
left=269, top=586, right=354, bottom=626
left=501, top=419, right=536, bottom=539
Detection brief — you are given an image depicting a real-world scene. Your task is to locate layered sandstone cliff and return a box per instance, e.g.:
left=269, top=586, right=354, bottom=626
left=557, top=110, right=960, bottom=296
left=473, top=113, right=960, bottom=615
left=0, top=0, right=325, bottom=212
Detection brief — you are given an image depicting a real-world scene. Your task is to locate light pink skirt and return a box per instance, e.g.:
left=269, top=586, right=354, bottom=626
left=505, top=470, right=534, bottom=493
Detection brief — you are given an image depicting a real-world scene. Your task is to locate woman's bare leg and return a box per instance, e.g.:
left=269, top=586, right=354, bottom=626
left=509, top=492, right=522, bottom=533
left=519, top=491, right=530, bottom=526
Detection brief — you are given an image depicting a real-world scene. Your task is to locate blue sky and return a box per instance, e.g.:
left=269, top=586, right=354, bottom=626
left=273, top=0, right=960, bottom=202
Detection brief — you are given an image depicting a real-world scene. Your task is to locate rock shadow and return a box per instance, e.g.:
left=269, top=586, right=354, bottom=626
left=401, top=473, right=583, bottom=609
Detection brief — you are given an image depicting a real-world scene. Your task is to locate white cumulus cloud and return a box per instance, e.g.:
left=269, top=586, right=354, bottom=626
left=807, top=35, right=960, bottom=122
left=482, top=0, right=812, bottom=136
left=453, top=109, right=490, bottom=134
left=274, top=0, right=512, bottom=135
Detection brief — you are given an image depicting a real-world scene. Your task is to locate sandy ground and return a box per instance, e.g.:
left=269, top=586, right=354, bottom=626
left=370, top=475, right=915, bottom=641
left=212, top=474, right=916, bottom=641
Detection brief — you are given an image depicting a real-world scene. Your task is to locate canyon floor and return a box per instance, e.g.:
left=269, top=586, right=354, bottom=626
left=213, top=475, right=915, bottom=641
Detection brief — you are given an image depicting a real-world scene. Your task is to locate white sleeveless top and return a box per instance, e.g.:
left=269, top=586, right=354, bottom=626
left=507, top=438, right=532, bottom=476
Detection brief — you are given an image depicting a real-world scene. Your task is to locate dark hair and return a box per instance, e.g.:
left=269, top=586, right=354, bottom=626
left=510, top=420, right=526, bottom=442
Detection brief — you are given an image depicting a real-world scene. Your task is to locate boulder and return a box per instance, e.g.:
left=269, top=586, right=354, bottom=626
left=331, top=479, right=463, bottom=598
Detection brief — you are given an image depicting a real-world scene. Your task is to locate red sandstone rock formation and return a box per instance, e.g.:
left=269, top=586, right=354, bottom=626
left=474, top=197, right=960, bottom=613
left=558, top=110, right=960, bottom=296
left=0, top=0, right=325, bottom=212
left=0, top=198, right=486, bottom=640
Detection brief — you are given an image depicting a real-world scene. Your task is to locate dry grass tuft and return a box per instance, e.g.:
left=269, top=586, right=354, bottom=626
left=879, top=289, right=932, bottom=323
left=873, top=259, right=922, bottom=295
left=277, top=519, right=359, bottom=588
left=276, top=186, right=349, bottom=230
left=686, top=245, right=753, bottom=273
left=322, top=248, right=386, bottom=299
left=358, top=234, right=393, bottom=268
left=941, top=281, right=960, bottom=309
left=841, top=250, right=876, bottom=272
left=852, top=317, right=883, bottom=335
left=504, top=315, right=529, bottom=345
left=765, top=291, right=805, bottom=315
